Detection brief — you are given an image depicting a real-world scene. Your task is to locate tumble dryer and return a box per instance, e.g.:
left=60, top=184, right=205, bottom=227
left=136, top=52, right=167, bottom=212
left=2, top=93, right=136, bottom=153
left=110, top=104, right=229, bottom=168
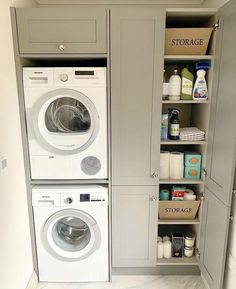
left=32, top=185, right=109, bottom=282
left=23, top=67, right=107, bottom=179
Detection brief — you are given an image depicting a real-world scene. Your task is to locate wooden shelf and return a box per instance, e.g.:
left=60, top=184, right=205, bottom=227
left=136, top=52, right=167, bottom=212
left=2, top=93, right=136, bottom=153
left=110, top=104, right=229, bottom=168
left=162, top=100, right=210, bottom=104
left=158, top=218, right=200, bottom=225
left=161, top=140, right=206, bottom=145
left=156, top=256, right=198, bottom=266
left=159, top=178, right=204, bottom=184
left=164, top=55, right=214, bottom=61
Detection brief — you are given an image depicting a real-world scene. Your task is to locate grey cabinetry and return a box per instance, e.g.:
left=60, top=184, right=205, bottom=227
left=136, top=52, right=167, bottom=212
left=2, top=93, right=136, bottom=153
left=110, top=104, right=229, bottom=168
left=200, top=187, right=230, bottom=289
left=112, top=186, right=158, bottom=267
left=15, top=8, right=107, bottom=54
left=206, top=2, right=236, bottom=207
left=200, top=2, right=236, bottom=289
left=111, top=8, right=165, bottom=185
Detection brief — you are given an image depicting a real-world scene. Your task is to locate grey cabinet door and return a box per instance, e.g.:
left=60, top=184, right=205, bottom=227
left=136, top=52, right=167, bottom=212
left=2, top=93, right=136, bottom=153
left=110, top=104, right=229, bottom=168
left=16, top=8, right=107, bottom=54
left=199, top=187, right=231, bottom=289
left=206, top=1, right=236, bottom=206
left=111, top=8, right=165, bottom=185
left=112, top=186, right=158, bottom=267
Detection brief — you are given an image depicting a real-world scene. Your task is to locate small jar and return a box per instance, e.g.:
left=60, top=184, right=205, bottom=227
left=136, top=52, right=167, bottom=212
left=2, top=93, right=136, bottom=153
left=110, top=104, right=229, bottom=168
left=157, top=242, right=164, bottom=259
left=162, top=235, right=170, bottom=242
left=157, top=236, right=162, bottom=242
left=163, top=241, right=172, bottom=259
left=184, top=246, right=194, bottom=257
left=184, top=232, right=195, bottom=247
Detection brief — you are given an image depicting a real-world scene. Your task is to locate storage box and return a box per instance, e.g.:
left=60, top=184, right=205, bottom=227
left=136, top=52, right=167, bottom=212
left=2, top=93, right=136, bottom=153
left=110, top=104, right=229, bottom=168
left=158, top=199, right=201, bottom=219
left=185, top=152, right=202, bottom=167
left=165, top=28, right=213, bottom=55
left=184, top=166, right=201, bottom=179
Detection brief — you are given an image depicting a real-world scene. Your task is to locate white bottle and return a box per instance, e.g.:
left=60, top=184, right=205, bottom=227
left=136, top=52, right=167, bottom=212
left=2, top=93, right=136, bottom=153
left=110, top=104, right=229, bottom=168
left=162, top=70, right=169, bottom=100
left=168, top=69, right=181, bottom=101
left=192, top=69, right=208, bottom=100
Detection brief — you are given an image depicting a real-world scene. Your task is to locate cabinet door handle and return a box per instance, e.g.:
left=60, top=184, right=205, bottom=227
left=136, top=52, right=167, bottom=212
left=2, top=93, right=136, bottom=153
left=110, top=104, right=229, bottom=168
left=58, top=44, right=66, bottom=51
left=151, top=172, right=158, bottom=178
left=150, top=195, right=157, bottom=202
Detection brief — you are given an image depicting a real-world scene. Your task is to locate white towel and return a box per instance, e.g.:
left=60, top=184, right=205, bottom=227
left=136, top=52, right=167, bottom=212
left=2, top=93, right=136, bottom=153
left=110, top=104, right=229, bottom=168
left=180, top=127, right=205, bottom=141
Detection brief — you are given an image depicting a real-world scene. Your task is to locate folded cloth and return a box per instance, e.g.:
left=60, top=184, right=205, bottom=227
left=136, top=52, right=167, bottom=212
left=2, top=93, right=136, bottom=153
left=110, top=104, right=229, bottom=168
left=180, top=127, right=205, bottom=141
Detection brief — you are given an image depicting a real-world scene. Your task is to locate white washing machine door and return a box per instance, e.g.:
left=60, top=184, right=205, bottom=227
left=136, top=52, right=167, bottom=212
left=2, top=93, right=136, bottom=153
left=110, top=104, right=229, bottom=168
left=32, top=88, right=99, bottom=154
left=42, top=209, right=101, bottom=261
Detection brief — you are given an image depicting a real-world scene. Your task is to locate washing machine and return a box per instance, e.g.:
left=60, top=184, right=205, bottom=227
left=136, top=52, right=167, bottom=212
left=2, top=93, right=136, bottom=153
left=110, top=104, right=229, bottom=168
left=23, top=67, right=107, bottom=179
left=32, top=185, right=109, bottom=282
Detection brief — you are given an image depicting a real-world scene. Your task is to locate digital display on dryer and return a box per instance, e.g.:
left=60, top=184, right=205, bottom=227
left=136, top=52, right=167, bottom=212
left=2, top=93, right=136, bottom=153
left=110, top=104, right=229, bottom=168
left=80, top=194, right=90, bottom=202
left=75, top=71, right=94, bottom=76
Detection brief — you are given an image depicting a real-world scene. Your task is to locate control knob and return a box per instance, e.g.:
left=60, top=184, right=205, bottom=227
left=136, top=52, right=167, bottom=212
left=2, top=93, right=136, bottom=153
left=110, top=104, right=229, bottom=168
left=60, top=73, right=69, bottom=82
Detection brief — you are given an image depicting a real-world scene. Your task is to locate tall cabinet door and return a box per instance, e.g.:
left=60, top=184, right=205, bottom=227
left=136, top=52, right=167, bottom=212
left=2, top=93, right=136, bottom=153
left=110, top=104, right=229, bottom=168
left=112, top=186, right=158, bottom=267
left=201, top=1, right=236, bottom=289
left=206, top=0, right=236, bottom=207
left=111, top=8, right=165, bottom=185
left=200, top=188, right=231, bottom=289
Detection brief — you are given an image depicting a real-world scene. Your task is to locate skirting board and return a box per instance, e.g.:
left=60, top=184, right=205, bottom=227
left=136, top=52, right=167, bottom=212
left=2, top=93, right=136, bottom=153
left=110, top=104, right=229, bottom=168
left=201, top=274, right=210, bottom=289
left=26, top=271, right=38, bottom=289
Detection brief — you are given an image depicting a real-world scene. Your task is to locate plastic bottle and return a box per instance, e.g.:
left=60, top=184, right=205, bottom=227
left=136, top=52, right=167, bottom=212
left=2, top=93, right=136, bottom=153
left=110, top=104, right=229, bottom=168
left=168, top=69, right=181, bottom=101
left=192, top=69, right=208, bottom=100
left=162, top=70, right=169, bottom=100
left=181, top=67, right=194, bottom=100
left=168, top=109, right=180, bottom=140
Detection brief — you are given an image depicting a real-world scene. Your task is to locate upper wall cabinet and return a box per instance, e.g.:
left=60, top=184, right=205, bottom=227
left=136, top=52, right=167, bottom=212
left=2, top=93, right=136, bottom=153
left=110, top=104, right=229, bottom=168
left=15, top=8, right=107, bottom=54
left=111, top=8, right=165, bottom=186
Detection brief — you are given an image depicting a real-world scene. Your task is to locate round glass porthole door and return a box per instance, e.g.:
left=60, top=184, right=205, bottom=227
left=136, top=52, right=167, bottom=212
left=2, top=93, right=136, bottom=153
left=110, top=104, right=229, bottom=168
left=42, top=209, right=101, bottom=261
left=33, top=89, right=100, bottom=154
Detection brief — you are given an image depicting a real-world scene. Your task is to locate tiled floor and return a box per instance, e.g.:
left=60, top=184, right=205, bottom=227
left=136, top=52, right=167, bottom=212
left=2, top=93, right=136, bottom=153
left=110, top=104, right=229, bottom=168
left=38, top=275, right=206, bottom=289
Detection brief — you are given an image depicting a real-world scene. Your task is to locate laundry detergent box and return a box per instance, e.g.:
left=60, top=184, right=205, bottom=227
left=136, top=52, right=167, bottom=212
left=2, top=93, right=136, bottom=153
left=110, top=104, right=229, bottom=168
left=184, top=166, right=201, bottom=179
left=184, top=152, right=202, bottom=167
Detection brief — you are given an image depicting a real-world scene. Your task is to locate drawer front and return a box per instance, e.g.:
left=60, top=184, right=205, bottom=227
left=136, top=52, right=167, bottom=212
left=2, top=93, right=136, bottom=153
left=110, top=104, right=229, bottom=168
left=16, top=8, right=107, bottom=54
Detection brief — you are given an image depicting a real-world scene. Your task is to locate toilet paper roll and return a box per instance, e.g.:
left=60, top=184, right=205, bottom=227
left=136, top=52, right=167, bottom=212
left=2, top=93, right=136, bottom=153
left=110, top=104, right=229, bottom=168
left=170, top=152, right=184, bottom=179
left=160, top=151, right=170, bottom=166
left=160, top=165, right=170, bottom=179
left=184, top=194, right=197, bottom=201
left=185, top=189, right=194, bottom=195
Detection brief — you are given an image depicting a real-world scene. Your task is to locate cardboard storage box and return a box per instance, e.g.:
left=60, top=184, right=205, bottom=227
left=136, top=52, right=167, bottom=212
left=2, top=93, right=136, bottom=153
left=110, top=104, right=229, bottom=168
left=165, top=28, right=213, bottom=55
left=159, top=199, right=201, bottom=219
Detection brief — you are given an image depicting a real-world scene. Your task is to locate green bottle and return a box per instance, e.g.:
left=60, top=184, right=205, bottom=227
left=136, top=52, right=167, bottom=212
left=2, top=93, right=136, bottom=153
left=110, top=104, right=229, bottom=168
left=181, top=67, right=194, bottom=100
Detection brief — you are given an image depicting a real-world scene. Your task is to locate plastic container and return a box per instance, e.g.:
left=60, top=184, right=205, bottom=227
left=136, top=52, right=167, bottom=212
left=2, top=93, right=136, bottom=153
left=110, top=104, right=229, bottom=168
left=168, top=70, right=181, bottom=100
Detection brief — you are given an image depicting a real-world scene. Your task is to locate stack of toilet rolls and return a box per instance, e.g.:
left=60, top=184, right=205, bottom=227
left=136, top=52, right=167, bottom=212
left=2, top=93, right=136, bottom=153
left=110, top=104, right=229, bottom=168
left=160, top=151, right=184, bottom=179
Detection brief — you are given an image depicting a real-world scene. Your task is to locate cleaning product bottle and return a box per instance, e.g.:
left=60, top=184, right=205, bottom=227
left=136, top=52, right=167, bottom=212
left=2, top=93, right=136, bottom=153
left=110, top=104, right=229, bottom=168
left=181, top=67, right=194, bottom=100
left=168, top=109, right=180, bottom=140
left=162, top=69, right=169, bottom=100
left=193, top=62, right=210, bottom=100
left=168, top=69, right=181, bottom=101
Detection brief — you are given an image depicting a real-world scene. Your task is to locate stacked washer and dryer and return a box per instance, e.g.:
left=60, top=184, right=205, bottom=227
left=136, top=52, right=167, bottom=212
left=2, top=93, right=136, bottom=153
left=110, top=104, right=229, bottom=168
left=23, top=67, right=109, bottom=282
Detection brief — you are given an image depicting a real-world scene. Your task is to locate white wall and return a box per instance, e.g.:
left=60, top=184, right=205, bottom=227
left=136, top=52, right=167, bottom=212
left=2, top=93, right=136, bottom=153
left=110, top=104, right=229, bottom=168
left=0, top=1, right=36, bottom=289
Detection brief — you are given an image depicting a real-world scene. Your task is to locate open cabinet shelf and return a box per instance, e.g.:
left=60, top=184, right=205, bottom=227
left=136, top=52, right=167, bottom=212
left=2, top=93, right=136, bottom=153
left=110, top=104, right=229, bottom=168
left=162, top=100, right=210, bottom=104
left=158, top=218, right=200, bottom=225
left=159, top=178, right=204, bottom=184
left=161, top=140, right=207, bottom=145
left=164, top=55, right=214, bottom=61
left=156, top=256, right=198, bottom=266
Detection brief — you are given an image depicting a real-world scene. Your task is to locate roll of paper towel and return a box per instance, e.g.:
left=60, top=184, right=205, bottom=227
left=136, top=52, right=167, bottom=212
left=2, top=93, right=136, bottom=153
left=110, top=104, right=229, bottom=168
left=160, top=151, right=170, bottom=179
left=170, top=152, right=184, bottom=179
